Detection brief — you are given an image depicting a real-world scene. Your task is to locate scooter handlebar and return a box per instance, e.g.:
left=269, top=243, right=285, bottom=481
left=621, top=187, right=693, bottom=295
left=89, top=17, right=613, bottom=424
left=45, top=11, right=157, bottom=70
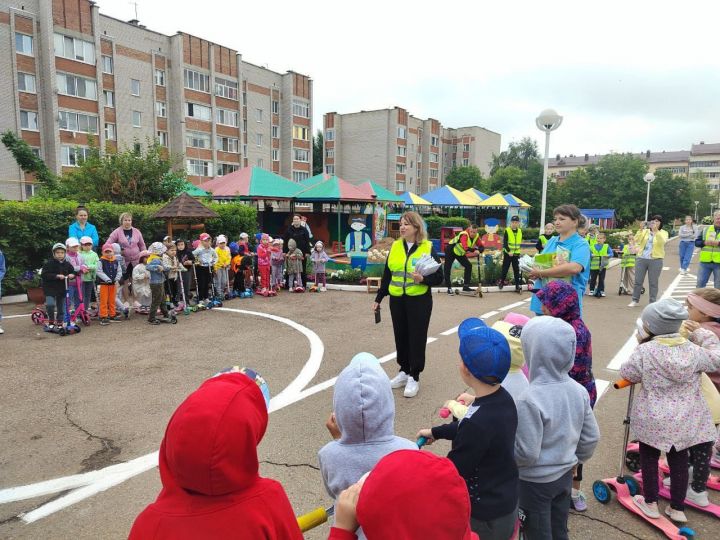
left=417, top=436, right=428, bottom=448
left=613, top=378, right=633, bottom=389
left=297, top=506, right=331, bottom=532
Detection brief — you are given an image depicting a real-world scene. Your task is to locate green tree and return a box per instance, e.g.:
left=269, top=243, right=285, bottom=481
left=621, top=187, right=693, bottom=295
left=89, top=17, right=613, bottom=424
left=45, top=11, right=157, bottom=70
left=1, top=130, right=59, bottom=190
left=646, top=169, right=692, bottom=224
left=490, top=137, right=540, bottom=175
left=445, top=165, right=485, bottom=191
left=54, top=138, right=186, bottom=204
left=487, top=162, right=559, bottom=225
left=687, top=171, right=714, bottom=220
left=312, top=130, right=323, bottom=175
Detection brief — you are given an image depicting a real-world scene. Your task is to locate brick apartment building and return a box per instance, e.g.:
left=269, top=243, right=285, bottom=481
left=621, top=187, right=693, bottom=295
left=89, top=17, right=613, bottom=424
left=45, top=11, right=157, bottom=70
left=323, top=107, right=500, bottom=194
left=0, top=0, right=313, bottom=200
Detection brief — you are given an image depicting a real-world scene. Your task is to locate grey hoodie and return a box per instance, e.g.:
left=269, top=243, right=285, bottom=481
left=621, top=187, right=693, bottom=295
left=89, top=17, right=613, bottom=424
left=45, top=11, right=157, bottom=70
left=318, top=353, right=417, bottom=500
left=515, top=316, right=600, bottom=483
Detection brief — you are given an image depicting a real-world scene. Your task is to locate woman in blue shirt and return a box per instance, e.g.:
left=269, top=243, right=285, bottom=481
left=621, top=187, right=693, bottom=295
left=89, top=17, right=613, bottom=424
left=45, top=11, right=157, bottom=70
left=528, top=205, right=591, bottom=316
left=68, top=206, right=99, bottom=248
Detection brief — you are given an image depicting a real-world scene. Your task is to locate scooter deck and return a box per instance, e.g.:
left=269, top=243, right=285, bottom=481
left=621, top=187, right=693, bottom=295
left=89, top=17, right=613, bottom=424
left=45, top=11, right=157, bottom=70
left=659, top=459, right=720, bottom=491
left=634, top=472, right=720, bottom=519
left=453, top=289, right=483, bottom=298
left=604, top=478, right=692, bottom=539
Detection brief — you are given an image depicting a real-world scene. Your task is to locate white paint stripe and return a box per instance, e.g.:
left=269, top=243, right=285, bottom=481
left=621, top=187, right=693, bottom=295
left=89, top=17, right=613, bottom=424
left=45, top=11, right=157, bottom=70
left=2, top=314, right=31, bottom=320
left=426, top=337, right=438, bottom=344
left=498, top=301, right=526, bottom=311
left=663, top=267, right=670, bottom=271
left=595, top=380, right=610, bottom=402
left=480, top=311, right=499, bottom=319
left=440, top=326, right=458, bottom=336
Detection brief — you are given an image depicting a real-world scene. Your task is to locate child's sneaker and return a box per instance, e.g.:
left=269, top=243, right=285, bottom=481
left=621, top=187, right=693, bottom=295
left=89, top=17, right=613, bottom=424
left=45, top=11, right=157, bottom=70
left=320, top=286, right=327, bottom=292
left=571, top=489, right=588, bottom=512
left=686, top=486, right=710, bottom=507
left=632, top=495, right=659, bottom=518
left=403, top=377, right=419, bottom=398
left=100, top=318, right=110, bottom=326
left=390, top=371, right=409, bottom=388
left=664, top=506, right=687, bottom=522
left=123, top=308, right=130, bottom=319
left=109, top=314, right=122, bottom=322
left=147, top=319, right=160, bottom=325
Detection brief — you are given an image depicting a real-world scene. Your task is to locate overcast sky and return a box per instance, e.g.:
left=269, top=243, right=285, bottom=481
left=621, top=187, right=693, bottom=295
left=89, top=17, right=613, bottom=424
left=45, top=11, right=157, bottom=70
left=100, top=0, right=719, bottom=157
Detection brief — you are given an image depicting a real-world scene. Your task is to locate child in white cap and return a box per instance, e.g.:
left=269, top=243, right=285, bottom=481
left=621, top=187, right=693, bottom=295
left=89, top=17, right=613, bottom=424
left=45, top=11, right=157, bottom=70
left=311, top=241, right=329, bottom=292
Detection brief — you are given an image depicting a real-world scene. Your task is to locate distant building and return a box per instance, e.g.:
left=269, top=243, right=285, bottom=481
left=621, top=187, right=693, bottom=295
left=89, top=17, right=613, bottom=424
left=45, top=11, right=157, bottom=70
left=689, top=142, right=720, bottom=190
left=548, top=150, right=690, bottom=182
left=323, top=107, right=500, bottom=194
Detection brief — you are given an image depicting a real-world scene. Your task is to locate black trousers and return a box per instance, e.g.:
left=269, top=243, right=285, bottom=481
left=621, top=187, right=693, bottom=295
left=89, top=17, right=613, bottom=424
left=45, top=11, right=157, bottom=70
left=444, top=247, right=473, bottom=287
left=589, top=268, right=606, bottom=293
left=389, top=293, right=433, bottom=381
left=501, top=253, right=520, bottom=286
left=196, top=266, right=211, bottom=301
left=233, top=269, right=246, bottom=293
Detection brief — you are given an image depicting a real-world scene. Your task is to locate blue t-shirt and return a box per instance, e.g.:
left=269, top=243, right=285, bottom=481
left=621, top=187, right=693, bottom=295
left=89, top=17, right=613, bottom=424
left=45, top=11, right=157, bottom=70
left=530, top=232, right=591, bottom=316
left=68, top=221, right=99, bottom=248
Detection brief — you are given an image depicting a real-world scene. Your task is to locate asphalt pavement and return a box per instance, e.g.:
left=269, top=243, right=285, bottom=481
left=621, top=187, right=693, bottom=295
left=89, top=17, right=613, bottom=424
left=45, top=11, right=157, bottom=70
left=0, top=237, right=717, bottom=539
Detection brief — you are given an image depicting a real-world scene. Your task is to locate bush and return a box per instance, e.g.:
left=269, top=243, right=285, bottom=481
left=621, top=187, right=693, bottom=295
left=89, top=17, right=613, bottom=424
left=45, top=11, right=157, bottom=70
left=0, top=199, right=257, bottom=294
left=424, top=216, right=470, bottom=239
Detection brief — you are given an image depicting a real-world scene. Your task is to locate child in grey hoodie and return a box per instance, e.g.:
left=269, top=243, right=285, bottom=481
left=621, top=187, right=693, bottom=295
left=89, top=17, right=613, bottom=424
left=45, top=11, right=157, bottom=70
left=515, top=316, right=600, bottom=540
left=318, top=353, right=416, bottom=537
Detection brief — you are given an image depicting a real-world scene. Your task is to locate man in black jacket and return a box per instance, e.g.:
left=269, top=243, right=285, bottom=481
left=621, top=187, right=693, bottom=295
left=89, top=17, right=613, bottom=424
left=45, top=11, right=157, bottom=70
left=283, top=214, right=311, bottom=287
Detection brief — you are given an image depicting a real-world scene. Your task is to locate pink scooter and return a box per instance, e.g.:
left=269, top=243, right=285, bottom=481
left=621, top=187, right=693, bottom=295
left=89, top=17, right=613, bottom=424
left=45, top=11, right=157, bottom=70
left=592, top=380, right=695, bottom=539
left=633, top=470, right=720, bottom=519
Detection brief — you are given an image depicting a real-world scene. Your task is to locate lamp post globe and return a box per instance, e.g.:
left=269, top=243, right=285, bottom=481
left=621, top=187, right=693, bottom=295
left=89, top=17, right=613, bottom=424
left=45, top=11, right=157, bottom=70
left=643, top=173, right=655, bottom=223
left=536, top=109, right=563, bottom=229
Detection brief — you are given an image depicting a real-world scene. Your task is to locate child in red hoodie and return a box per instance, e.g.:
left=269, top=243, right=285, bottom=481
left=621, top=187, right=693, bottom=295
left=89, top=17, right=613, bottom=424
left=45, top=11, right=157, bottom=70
left=128, top=369, right=303, bottom=540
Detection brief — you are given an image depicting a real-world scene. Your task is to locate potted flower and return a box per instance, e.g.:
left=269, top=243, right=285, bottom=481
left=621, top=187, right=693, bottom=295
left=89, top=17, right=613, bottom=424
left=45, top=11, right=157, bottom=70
left=17, top=269, right=45, bottom=304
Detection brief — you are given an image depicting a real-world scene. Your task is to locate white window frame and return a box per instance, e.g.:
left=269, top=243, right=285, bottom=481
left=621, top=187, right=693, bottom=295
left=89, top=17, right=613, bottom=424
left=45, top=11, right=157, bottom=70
left=216, top=108, right=239, bottom=127
left=61, top=145, right=91, bottom=167
left=59, top=111, right=99, bottom=134
left=20, top=110, right=39, bottom=131
left=325, top=129, right=335, bottom=141
left=396, top=181, right=405, bottom=192
left=462, top=158, right=469, bottom=166
left=430, top=152, right=439, bottom=163
left=15, top=32, right=34, bottom=56
left=463, top=143, right=470, bottom=152
left=186, top=131, right=211, bottom=149
left=185, top=102, right=212, bottom=121
left=218, top=163, right=239, bottom=175
left=132, top=110, right=142, bottom=128
left=186, top=159, right=211, bottom=176
left=293, top=171, right=310, bottom=182
left=271, top=125, right=279, bottom=138
left=56, top=72, right=97, bottom=100
left=130, top=79, right=141, bottom=96
left=272, top=149, right=279, bottom=162
left=325, top=164, right=335, bottom=175
left=294, top=149, right=310, bottom=162
left=154, top=69, right=166, bottom=87
left=53, top=33, right=95, bottom=64
left=293, top=125, right=309, bottom=141
left=292, top=99, right=310, bottom=118
left=214, top=77, right=238, bottom=100
left=257, top=158, right=264, bottom=168
left=104, top=123, right=116, bottom=141
left=103, top=90, right=114, bottom=108
left=256, top=108, right=263, bottom=123
left=396, top=164, right=406, bottom=174
left=217, top=136, right=239, bottom=153
left=157, top=131, right=168, bottom=146
left=326, top=149, right=334, bottom=159
left=272, top=100, right=280, bottom=114
left=256, top=133, right=263, bottom=147
left=430, top=169, right=439, bottom=178
left=101, top=55, right=113, bottom=74
left=397, top=146, right=407, bottom=156
left=155, top=101, right=167, bottom=118
left=431, top=135, right=439, bottom=147
left=397, top=126, right=407, bottom=139
left=18, top=72, right=36, bottom=93
left=183, top=69, right=210, bottom=93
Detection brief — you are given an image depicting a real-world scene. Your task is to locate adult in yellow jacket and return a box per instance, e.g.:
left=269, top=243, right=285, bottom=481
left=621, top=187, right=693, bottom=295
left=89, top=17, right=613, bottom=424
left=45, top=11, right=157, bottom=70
left=629, top=215, right=668, bottom=307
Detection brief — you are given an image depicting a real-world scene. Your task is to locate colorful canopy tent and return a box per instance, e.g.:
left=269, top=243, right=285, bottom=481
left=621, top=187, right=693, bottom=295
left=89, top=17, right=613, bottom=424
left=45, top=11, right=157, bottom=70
left=295, top=176, right=376, bottom=201
left=301, top=173, right=336, bottom=188
left=463, top=188, right=489, bottom=203
left=504, top=194, right=531, bottom=208
left=150, top=193, right=220, bottom=238
left=180, top=181, right=209, bottom=198
left=421, top=185, right=480, bottom=206
left=581, top=209, right=617, bottom=229
left=400, top=191, right=431, bottom=206
left=357, top=180, right=405, bottom=203
left=478, top=193, right=514, bottom=207
left=199, top=167, right=304, bottom=200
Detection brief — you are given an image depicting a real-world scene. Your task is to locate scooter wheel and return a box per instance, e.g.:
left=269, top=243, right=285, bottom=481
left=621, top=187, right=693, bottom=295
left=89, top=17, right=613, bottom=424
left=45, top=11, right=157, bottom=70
left=58, top=327, right=67, bottom=337
left=625, top=451, right=641, bottom=472
left=622, top=475, right=640, bottom=497
left=678, top=526, right=696, bottom=538
left=171, top=317, right=177, bottom=324
left=31, top=311, right=45, bottom=325
left=592, top=480, right=611, bottom=504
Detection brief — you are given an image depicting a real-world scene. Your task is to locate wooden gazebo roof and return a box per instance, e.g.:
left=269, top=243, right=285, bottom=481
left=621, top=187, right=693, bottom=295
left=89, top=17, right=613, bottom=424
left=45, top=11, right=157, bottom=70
left=151, top=193, right=220, bottom=219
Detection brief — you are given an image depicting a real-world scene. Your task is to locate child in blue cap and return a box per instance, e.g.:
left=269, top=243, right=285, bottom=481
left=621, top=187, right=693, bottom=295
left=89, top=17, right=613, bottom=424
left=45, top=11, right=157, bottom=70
left=417, top=317, right=518, bottom=540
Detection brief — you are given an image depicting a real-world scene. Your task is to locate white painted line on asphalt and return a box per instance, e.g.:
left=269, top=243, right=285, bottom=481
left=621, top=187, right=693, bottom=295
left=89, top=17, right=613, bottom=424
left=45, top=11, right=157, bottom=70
left=498, top=301, right=525, bottom=311
left=663, top=267, right=670, bottom=271
left=440, top=326, right=458, bottom=336
left=2, top=314, right=30, bottom=319
left=596, top=380, right=610, bottom=401
left=480, top=310, right=499, bottom=319
left=426, top=337, right=438, bottom=344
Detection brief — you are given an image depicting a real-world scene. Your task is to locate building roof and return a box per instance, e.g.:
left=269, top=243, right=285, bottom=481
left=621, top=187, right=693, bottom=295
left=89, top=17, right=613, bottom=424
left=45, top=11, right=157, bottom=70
left=199, top=167, right=304, bottom=199
left=691, top=143, right=720, bottom=156
left=358, top=181, right=405, bottom=203
left=549, top=150, right=690, bottom=168
left=151, top=193, right=219, bottom=219
left=421, top=185, right=479, bottom=206
left=400, top=192, right=432, bottom=206
left=295, top=176, right=375, bottom=202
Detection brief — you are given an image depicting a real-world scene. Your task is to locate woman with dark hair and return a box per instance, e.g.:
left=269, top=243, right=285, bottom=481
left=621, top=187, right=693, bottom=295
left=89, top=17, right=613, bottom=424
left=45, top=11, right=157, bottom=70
left=628, top=214, right=668, bottom=307
left=68, top=206, right=99, bottom=248
left=528, top=204, right=591, bottom=316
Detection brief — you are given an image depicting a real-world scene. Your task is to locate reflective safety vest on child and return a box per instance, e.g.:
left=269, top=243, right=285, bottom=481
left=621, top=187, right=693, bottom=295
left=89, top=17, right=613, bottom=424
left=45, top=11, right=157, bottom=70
left=621, top=245, right=636, bottom=268
left=387, top=240, right=432, bottom=296
left=504, top=228, right=522, bottom=255
left=590, top=244, right=610, bottom=270
left=449, top=230, right=479, bottom=257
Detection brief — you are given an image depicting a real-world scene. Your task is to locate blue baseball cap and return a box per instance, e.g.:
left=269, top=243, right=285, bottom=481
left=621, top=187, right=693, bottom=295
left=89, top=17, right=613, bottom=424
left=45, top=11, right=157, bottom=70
left=458, top=318, right=511, bottom=385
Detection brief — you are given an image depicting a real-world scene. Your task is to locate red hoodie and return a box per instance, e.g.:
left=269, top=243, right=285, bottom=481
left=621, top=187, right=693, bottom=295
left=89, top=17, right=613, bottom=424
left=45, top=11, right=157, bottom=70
left=328, top=450, right=479, bottom=540
left=128, top=373, right=303, bottom=540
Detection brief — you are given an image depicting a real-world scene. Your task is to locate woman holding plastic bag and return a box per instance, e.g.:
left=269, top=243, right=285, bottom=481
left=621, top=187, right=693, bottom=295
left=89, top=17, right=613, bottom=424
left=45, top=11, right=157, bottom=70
left=371, top=211, right=443, bottom=398
left=527, top=205, right=591, bottom=316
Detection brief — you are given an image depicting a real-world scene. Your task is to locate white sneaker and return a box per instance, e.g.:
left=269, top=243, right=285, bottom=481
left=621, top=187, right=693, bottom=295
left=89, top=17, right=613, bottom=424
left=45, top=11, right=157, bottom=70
left=628, top=301, right=639, bottom=307
left=320, top=286, right=326, bottom=292
left=663, top=475, right=672, bottom=488
left=632, top=495, right=660, bottom=518
left=686, top=486, right=710, bottom=507
left=403, top=377, right=419, bottom=398
left=0, top=327, right=4, bottom=335
left=390, top=371, right=409, bottom=389
left=664, top=506, right=687, bottom=522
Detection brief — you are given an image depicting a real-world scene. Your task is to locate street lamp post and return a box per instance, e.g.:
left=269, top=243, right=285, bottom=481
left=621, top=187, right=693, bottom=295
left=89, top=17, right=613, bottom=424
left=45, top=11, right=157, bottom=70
left=536, top=109, right=563, bottom=229
left=643, top=172, right=655, bottom=223
left=695, top=200, right=700, bottom=222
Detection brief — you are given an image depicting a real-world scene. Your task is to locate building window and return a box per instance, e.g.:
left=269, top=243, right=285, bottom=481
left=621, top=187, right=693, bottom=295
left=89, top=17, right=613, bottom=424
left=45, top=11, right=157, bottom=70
left=18, top=72, right=36, bottom=93
left=272, top=100, right=280, bottom=114
left=396, top=181, right=405, bottom=192
left=325, top=129, right=335, bottom=141
left=15, top=32, right=33, bottom=56
left=243, top=144, right=247, bottom=157
left=186, top=131, right=211, bottom=149
left=218, top=163, right=239, bottom=175
left=325, top=165, right=335, bottom=175
left=155, top=69, right=166, bottom=86
left=462, top=158, right=469, bottom=166
left=431, top=135, right=439, bottom=146
left=214, top=77, right=238, bottom=100
left=292, top=99, right=310, bottom=118
left=430, top=169, right=439, bottom=178
left=130, top=79, right=141, bottom=96
left=183, top=68, right=210, bottom=92
left=53, top=33, right=95, bottom=64
left=157, top=131, right=168, bottom=146
left=25, top=182, right=36, bottom=199
left=326, top=149, right=334, bottom=159
left=56, top=73, right=97, bottom=99
left=396, top=164, right=406, bottom=174
left=242, top=92, right=247, bottom=105
left=256, top=133, right=263, bottom=146
left=61, top=145, right=91, bottom=166
left=463, top=143, right=470, bottom=152
left=256, top=108, right=263, bottom=122
left=217, top=136, right=239, bottom=153
left=30, top=147, right=41, bottom=158
left=397, top=127, right=407, bottom=139
left=20, top=110, right=38, bottom=130
left=155, top=101, right=167, bottom=118
left=272, top=149, right=279, bottom=162
left=242, top=119, right=247, bottom=133
left=101, top=55, right=113, bottom=74
left=216, top=108, right=239, bottom=127
left=185, top=102, right=212, bottom=121
left=103, top=90, right=114, bottom=108
left=105, top=123, right=116, bottom=140
left=293, top=171, right=310, bottom=182
left=294, top=149, right=309, bottom=162
left=257, top=158, right=264, bottom=168
left=186, top=159, right=211, bottom=176
left=691, top=161, right=720, bottom=168
left=271, top=125, right=279, bottom=138
left=430, top=153, right=439, bottom=163
left=132, top=110, right=142, bottom=128
left=59, top=111, right=99, bottom=134
left=397, top=146, right=407, bottom=156
left=293, top=125, right=309, bottom=140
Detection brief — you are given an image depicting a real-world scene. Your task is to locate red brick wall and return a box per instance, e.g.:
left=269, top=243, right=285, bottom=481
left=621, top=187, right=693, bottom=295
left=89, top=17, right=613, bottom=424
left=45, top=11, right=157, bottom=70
left=52, top=0, right=93, bottom=35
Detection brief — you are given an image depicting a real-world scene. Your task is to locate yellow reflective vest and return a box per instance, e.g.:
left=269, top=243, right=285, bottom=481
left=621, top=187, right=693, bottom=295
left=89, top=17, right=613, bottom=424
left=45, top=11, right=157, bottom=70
left=504, top=228, right=522, bottom=255
left=387, top=239, right=432, bottom=296
left=590, top=243, right=609, bottom=270
left=449, top=230, right=479, bottom=257
left=621, top=245, right=636, bottom=268
left=700, top=226, right=720, bottom=264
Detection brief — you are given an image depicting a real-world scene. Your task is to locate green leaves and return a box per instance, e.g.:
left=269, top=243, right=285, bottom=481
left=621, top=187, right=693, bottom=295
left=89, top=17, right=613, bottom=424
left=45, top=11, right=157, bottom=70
left=445, top=166, right=484, bottom=192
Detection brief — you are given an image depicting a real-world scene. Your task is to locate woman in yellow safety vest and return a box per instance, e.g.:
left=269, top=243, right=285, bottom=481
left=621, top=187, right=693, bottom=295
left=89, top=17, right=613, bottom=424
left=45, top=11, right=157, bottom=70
left=372, top=211, right=443, bottom=398
left=628, top=214, right=667, bottom=307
